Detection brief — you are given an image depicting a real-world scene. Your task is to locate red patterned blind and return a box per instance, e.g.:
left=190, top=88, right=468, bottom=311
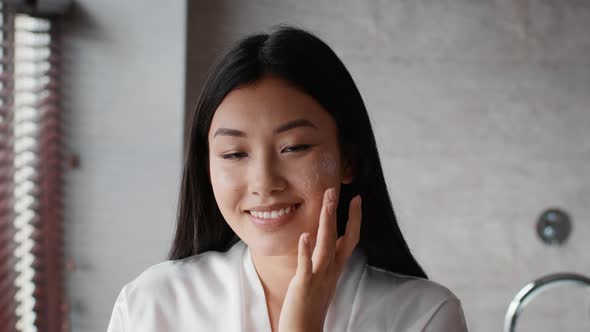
left=0, top=5, right=66, bottom=332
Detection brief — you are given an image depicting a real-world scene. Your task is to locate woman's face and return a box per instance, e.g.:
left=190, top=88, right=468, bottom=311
left=208, top=75, right=352, bottom=256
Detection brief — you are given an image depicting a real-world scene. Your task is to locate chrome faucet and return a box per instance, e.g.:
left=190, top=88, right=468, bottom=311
left=504, top=272, right=590, bottom=332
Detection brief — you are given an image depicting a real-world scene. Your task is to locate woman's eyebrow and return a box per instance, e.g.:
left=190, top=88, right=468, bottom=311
left=213, top=118, right=317, bottom=138
left=274, top=118, right=317, bottom=134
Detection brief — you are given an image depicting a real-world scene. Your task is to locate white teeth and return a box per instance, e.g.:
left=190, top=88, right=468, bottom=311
left=250, top=205, right=297, bottom=219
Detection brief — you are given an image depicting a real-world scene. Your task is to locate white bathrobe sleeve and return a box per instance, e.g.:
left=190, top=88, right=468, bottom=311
left=106, top=288, right=129, bottom=332
left=423, top=298, right=469, bottom=331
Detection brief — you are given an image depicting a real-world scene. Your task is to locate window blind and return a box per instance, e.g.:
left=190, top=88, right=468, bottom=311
left=0, top=3, right=66, bottom=332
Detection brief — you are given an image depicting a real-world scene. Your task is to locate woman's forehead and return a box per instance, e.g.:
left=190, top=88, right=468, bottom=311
left=209, top=77, right=335, bottom=138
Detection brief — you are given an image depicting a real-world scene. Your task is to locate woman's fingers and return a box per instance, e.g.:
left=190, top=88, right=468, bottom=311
left=296, top=232, right=312, bottom=284
left=336, top=195, right=362, bottom=268
left=311, top=187, right=338, bottom=272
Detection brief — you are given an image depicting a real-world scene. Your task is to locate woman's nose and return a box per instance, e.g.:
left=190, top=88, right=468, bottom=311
left=248, top=156, right=286, bottom=196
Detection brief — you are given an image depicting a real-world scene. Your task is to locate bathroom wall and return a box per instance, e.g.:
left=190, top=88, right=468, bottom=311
left=186, top=1, right=590, bottom=331
left=62, top=1, right=185, bottom=331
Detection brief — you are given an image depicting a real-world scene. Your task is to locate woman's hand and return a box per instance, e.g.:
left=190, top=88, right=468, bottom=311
left=278, top=187, right=362, bottom=332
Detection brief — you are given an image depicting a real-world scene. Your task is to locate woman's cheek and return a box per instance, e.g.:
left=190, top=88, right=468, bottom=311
left=297, top=163, right=320, bottom=194
left=294, top=151, right=341, bottom=199
left=209, top=161, right=242, bottom=207
left=310, top=151, right=340, bottom=188
left=318, top=151, right=339, bottom=180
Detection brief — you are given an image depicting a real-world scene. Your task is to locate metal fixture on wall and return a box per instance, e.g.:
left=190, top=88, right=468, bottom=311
left=504, top=273, right=590, bottom=332
left=0, top=1, right=71, bottom=331
left=536, top=208, right=572, bottom=246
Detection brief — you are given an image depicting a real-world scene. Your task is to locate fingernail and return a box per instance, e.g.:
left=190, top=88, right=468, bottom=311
left=303, top=233, right=309, bottom=245
left=330, top=187, right=338, bottom=202
left=330, top=201, right=337, bottom=212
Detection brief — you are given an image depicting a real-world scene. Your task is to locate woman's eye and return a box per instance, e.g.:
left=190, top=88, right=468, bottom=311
left=282, top=144, right=311, bottom=153
left=220, top=152, right=247, bottom=160
left=220, top=145, right=311, bottom=160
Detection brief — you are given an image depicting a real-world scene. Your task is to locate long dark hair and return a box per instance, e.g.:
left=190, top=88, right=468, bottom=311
left=170, top=26, right=427, bottom=279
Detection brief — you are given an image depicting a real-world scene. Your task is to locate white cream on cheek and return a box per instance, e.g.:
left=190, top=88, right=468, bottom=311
left=298, top=151, right=340, bottom=201
left=300, top=163, right=320, bottom=193
left=319, top=151, right=338, bottom=175
left=210, top=160, right=238, bottom=190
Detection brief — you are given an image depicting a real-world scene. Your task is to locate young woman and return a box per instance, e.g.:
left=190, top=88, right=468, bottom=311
left=107, top=26, right=468, bottom=332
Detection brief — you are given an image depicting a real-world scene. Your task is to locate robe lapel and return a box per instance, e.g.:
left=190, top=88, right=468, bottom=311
left=241, top=242, right=273, bottom=332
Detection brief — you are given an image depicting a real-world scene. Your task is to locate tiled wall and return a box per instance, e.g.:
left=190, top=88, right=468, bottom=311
left=185, top=1, right=590, bottom=331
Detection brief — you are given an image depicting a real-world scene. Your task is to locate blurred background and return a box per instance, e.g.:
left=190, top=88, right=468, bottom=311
left=0, top=0, right=589, bottom=331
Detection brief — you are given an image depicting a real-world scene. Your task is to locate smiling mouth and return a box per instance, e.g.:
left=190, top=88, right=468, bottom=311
left=246, top=203, right=301, bottom=220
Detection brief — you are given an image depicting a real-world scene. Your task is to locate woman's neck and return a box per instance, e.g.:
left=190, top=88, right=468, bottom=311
left=250, top=252, right=298, bottom=305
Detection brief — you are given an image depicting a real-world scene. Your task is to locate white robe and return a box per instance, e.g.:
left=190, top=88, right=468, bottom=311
left=107, top=240, right=468, bottom=331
